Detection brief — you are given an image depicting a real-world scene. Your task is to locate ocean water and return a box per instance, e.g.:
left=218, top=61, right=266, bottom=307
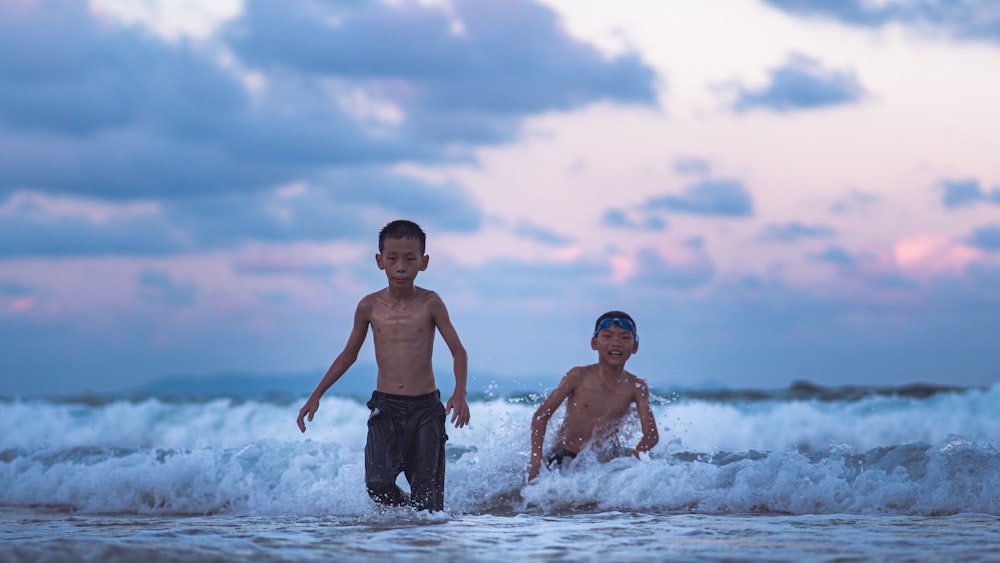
left=2, top=382, right=999, bottom=562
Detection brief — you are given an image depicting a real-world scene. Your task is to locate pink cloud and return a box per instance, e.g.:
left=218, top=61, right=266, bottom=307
left=7, top=296, right=36, bottom=313
left=892, top=234, right=983, bottom=280
left=612, top=239, right=714, bottom=288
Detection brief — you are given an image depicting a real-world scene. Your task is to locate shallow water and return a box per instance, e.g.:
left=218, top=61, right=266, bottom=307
left=4, top=508, right=999, bottom=562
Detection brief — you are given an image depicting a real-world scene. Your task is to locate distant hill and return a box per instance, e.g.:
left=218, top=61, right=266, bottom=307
left=133, top=365, right=536, bottom=400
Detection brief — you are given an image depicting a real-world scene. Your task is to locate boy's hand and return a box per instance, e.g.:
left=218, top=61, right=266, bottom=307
left=445, top=394, right=470, bottom=428
left=297, top=397, right=319, bottom=432
left=527, top=459, right=541, bottom=481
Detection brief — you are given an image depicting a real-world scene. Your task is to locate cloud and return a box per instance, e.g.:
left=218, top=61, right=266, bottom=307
left=966, top=262, right=1000, bottom=288
left=0, top=131, right=301, bottom=201
left=0, top=0, right=657, bottom=207
left=733, top=54, right=865, bottom=113
left=171, top=170, right=484, bottom=247
left=601, top=208, right=667, bottom=231
left=0, top=279, right=36, bottom=315
left=815, top=235, right=984, bottom=291
left=513, top=221, right=573, bottom=246
left=0, top=191, right=185, bottom=257
left=231, top=244, right=343, bottom=277
left=761, top=0, right=1000, bottom=44
left=0, top=280, right=32, bottom=297
left=815, top=245, right=918, bottom=290
left=136, top=270, right=198, bottom=306
left=672, top=156, right=711, bottom=175
left=229, top=0, right=657, bottom=116
left=829, top=189, right=880, bottom=215
left=0, top=2, right=161, bottom=136
left=626, top=241, right=715, bottom=290
left=813, top=246, right=857, bottom=266
left=966, top=224, right=1000, bottom=252
left=940, top=178, right=1000, bottom=209
left=892, top=234, right=982, bottom=280
left=0, top=169, right=481, bottom=256
left=333, top=172, right=485, bottom=233
left=454, top=257, right=611, bottom=298
left=646, top=179, right=754, bottom=217
left=757, top=221, right=836, bottom=243
left=0, top=21, right=371, bottom=200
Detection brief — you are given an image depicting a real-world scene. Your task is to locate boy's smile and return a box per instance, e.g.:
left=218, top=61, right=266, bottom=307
left=592, top=326, right=638, bottom=364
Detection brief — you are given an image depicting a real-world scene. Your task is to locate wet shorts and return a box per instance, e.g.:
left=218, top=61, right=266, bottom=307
left=364, top=390, right=448, bottom=511
left=546, top=447, right=578, bottom=468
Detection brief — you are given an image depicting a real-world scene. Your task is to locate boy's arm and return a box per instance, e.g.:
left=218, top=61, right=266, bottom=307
left=296, top=300, right=370, bottom=432
left=430, top=294, right=470, bottom=428
left=528, top=372, right=577, bottom=480
left=630, top=379, right=659, bottom=457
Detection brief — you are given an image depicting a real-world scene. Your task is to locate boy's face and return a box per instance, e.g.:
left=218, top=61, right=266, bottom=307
left=376, top=237, right=428, bottom=287
left=591, top=325, right=639, bottom=365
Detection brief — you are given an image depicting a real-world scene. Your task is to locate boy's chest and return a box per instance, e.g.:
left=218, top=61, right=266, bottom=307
left=370, top=302, right=434, bottom=335
left=569, top=385, right=632, bottom=419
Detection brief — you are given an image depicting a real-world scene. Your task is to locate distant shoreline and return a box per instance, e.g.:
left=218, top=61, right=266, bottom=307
left=0, top=374, right=983, bottom=404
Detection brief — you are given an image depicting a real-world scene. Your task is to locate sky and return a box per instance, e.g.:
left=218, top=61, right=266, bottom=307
left=1, top=0, right=999, bottom=396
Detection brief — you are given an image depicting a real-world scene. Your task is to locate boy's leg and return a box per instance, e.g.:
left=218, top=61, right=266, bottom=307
left=365, top=393, right=408, bottom=506
left=404, top=399, right=447, bottom=511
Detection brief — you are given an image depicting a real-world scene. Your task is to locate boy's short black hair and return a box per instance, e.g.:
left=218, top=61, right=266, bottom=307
left=378, top=220, right=426, bottom=253
left=594, top=310, right=636, bottom=333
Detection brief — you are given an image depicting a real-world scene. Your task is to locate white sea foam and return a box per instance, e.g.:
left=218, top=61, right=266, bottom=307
left=1, top=385, right=998, bottom=516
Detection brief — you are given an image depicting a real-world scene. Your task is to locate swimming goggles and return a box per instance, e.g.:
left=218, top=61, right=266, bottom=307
left=593, top=317, right=638, bottom=341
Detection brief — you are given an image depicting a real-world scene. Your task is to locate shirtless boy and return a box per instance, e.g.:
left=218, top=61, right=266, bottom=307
left=528, top=311, right=658, bottom=480
left=297, top=220, right=470, bottom=511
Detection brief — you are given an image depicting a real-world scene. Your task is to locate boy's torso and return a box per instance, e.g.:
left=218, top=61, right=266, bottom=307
left=365, top=287, right=440, bottom=396
left=556, top=365, right=639, bottom=452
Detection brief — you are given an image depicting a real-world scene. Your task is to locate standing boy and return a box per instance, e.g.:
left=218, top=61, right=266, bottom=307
left=528, top=311, right=658, bottom=480
left=297, top=219, right=470, bottom=511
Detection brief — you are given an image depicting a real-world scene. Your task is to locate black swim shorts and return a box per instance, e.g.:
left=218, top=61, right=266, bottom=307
left=364, top=390, right=448, bottom=511
left=546, top=447, right=578, bottom=468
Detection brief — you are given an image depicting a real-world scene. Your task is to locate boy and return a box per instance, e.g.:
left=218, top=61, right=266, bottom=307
left=297, top=219, right=470, bottom=511
left=528, top=311, right=658, bottom=481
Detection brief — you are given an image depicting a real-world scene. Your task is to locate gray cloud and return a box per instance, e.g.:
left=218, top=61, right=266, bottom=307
left=327, top=171, right=484, bottom=233
left=0, top=0, right=654, bottom=258
left=941, top=178, right=1000, bottom=209
left=601, top=208, right=667, bottom=231
left=0, top=2, right=162, bottom=136
left=757, top=221, right=836, bottom=243
left=830, top=189, right=880, bottom=215
left=136, top=270, right=198, bottom=307
left=672, top=156, right=711, bottom=175
left=761, top=0, right=1000, bottom=44
left=647, top=179, right=754, bottom=217
left=813, top=246, right=857, bottom=266
left=451, top=257, right=611, bottom=298
left=0, top=280, right=33, bottom=297
left=229, top=0, right=657, bottom=117
left=812, top=245, right=918, bottom=290
left=0, top=169, right=480, bottom=257
left=967, top=224, right=1000, bottom=251
left=0, top=131, right=296, bottom=200
left=513, top=221, right=573, bottom=246
left=734, top=54, right=865, bottom=113
left=966, top=262, right=1000, bottom=288
left=223, top=0, right=658, bottom=151
left=633, top=242, right=715, bottom=290
left=0, top=193, right=187, bottom=257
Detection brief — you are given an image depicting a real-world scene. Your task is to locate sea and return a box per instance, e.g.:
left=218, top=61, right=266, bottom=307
left=2, top=380, right=999, bottom=562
